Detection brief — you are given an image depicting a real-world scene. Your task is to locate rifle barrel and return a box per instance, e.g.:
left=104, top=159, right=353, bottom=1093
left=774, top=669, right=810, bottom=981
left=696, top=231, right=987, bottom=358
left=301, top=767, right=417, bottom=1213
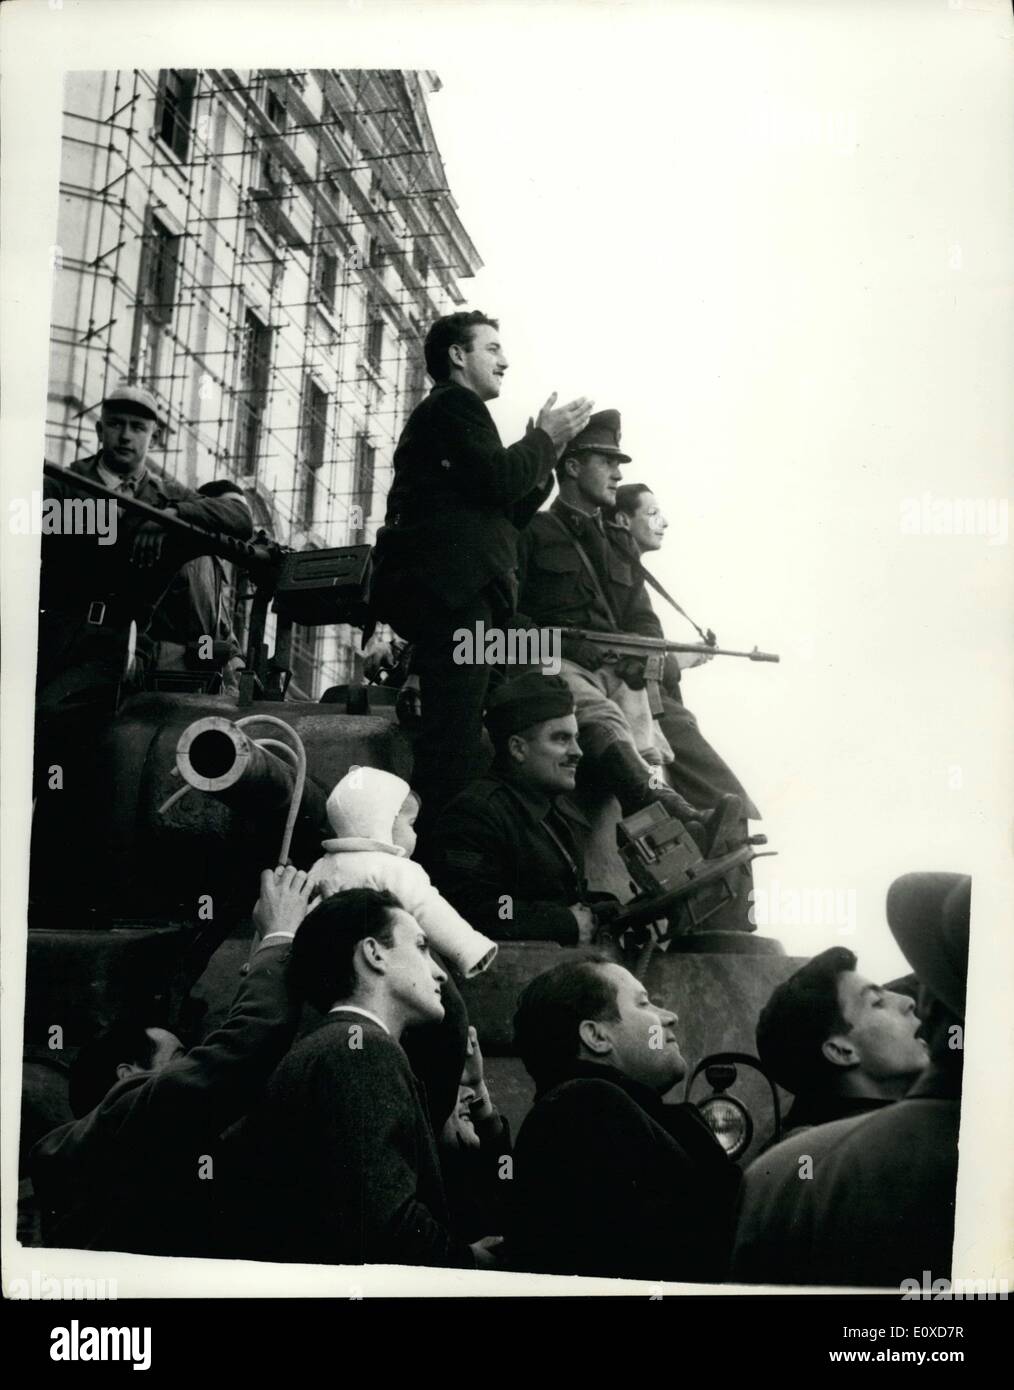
left=42, top=462, right=280, bottom=577
left=557, top=627, right=780, bottom=663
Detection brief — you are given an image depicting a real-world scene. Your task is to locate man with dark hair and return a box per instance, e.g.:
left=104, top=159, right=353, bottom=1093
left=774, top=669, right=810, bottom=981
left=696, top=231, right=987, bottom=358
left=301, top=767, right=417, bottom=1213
left=731, top=874, right=970, bottom=1288
left=369, top=311, right=593, bottom=852
left=518, top=415, right=733, bottom=842
left=430, top=672, right=619, bottom=944
left=239, top=887, right=499, bottom=1268
left=506, top=956, right=740, bottom=1280
left=30, top=865, right=314, bottom=1255
left=756, top=945, right=929, bottom=1134
left=142, top=478, right=251, bottom=693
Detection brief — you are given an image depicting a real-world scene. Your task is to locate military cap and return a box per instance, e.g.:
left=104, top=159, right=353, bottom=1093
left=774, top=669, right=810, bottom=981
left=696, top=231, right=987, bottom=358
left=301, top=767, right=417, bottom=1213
left=886, top=873, right=970, bottom=1019
left=485, top=672, right=575, bottom=743
left=563, top=408, right=631, bottom=463
left=101, top=381, right=162, bottom=426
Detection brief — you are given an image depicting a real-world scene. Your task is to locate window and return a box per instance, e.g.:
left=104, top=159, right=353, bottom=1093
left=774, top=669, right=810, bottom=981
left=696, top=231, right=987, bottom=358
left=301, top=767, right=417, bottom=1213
left=290, top=623, right=319, bottom=699
left=299, top=378, right=329, bottom=529
left=235, top=309, right=272, bottom=476
left=369, top=235, right=386, bottom=270
left=156, top=70, right=197, bottom=160
left=131, top=213, right=181, bottom=387
left=351, top=432, right=375, bottom=543
left=412, top=243, right=428, bottom=281
left=313, top=247, right=338, bottom=311
left=366, top=304, right=384, bottom=371
left=264, top=85, right=288, bottom=134
left=259, top=151, right=287, bottom=197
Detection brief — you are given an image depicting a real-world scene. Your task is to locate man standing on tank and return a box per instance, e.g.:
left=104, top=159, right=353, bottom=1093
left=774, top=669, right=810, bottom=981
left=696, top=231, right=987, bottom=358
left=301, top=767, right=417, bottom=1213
left=369, top=311, right=592, bottom=858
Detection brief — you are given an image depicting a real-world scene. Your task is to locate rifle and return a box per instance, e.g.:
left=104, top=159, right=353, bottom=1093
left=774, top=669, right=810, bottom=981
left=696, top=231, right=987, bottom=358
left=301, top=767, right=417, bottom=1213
left=558, top=626, right=780, bottom=685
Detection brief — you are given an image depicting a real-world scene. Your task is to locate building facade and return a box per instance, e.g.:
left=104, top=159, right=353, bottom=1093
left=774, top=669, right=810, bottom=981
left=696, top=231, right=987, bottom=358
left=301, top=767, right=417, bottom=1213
left=47, top=67, right=481, bottom=696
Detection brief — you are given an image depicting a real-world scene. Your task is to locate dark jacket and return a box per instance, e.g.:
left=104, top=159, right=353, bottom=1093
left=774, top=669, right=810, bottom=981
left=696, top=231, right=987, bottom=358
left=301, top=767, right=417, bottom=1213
left=781, top=1091, right=895, bottom=1138
left=517, top=498, right=664, bottom=667
left=507, top=1062, right=741, bottom=1281
left=239, top=1009, right=475, bottom=1268
left=441, top=1111, right=513, bottom=1244
left=731, top=1062, right=962, bottom=1287
left=370, top=381, right=556, bottom=623
left=30, top=941, right=298, bottom=1257
left=38, top=454, right=253, bottom=691
left=429, top=770, right=600, bottom=944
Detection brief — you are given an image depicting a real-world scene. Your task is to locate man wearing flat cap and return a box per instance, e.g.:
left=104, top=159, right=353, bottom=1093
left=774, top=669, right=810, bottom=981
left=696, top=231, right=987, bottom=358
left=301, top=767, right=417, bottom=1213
left=35, top=383, right=254, bottom=888
left=39, top=381, right=254, bottom=705
left=730, top=873, right=971, bottom=1288
left=517, top=411, right=733, bottom=841
left=430, top=673, right=620, bottom=945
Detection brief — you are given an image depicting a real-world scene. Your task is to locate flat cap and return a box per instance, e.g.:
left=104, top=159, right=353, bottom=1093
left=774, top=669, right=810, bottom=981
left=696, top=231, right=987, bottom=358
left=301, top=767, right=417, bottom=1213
left=102, top=381, right=162, bottom=426
left=485, top=672, right=575, bottom=743
left=564, top=409, right=631, bottom=463
left=886, top=872, right=971, bottom=1020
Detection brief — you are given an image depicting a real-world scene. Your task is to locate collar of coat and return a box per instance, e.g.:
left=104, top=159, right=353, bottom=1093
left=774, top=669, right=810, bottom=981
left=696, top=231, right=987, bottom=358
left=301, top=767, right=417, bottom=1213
left=486, top=767, right=591, bottom=832
left=550, top=495, right=605, bottom=537
left=74, top=452, right=175, bottom=505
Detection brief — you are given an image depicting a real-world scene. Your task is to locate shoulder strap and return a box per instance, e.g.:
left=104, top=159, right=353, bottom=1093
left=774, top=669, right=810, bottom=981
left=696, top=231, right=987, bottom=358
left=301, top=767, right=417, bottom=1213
left=545, top=512, right=621, bottom=629
left=636, top=562, right=714, bottom=645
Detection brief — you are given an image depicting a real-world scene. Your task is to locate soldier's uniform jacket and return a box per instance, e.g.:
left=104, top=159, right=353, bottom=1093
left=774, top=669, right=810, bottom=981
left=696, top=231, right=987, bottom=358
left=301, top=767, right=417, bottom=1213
left=429, top=770, right=601, bottom=945
left=370, top=380, right=556, bottom=628
left=517, top=497, right=664, bottom=666
left=38, top=453, right=253, bottom=692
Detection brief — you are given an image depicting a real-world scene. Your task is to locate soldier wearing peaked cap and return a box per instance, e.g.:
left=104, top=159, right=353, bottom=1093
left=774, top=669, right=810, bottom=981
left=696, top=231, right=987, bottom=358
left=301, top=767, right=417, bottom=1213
left=367, top=310, right=593, bottom=859
left=517, top=410, right=738, bottom=845
left=429, top=673, right=621, bottom=946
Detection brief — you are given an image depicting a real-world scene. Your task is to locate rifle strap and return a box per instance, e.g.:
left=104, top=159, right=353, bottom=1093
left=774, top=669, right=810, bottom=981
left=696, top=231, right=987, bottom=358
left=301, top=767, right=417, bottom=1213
left=636, top=563, right=713, bottom=645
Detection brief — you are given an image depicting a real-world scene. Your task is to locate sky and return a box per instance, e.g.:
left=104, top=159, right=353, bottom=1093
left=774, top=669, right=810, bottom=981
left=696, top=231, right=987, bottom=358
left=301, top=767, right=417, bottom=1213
left=416, top=1, right=1014, bottom=978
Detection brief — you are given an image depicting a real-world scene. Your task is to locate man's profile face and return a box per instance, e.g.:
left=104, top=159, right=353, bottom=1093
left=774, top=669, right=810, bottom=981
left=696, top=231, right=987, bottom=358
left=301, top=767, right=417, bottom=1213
left=382, top=908, right=447, bottom=1026
left=590, top=964, right=685, bottom=1093
left=96, top=408, right=157, bottom=474
left=829, top=971, right=929, bottom=1081
left=511, top=714, right=581, bottom=794
left=626, top=491, right=668, bottom=553
left=573, top=451, right=623, bottom=509
left=450, top=323, right=508, bottom=402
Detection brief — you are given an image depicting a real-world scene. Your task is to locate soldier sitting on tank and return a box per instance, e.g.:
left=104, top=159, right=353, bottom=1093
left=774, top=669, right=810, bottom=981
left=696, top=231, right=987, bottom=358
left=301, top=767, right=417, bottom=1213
left=505, top=956, right=740, bottom=1281
left=753, top=946, right=930, bottom=1138
left=516, top=410, right=737, bottom=848
left=429, top=673, right=622, bottom=946
left=30, top=865, right=314, bottom=1257
left=140, top=479, right=252, bottom=695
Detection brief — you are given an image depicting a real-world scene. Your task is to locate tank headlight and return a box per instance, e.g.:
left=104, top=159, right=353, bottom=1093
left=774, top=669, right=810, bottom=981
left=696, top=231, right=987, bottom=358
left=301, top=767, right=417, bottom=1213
left=697, top=1094, right=753, bottom=1159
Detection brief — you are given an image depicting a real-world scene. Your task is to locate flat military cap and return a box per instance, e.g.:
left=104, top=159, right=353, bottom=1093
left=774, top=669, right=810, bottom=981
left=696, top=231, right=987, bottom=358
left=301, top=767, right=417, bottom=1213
left=485, top=673, right=575, bottom=742
left=101, top=381, right=162, bottom=426
left=886, top=873, right=971, bottom=1020
left=564, top=408, right=631, bottom=462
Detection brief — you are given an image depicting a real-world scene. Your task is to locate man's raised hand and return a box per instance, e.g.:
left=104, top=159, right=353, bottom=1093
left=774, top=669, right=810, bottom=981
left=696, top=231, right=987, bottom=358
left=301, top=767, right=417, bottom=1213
left=252, top=864, right=314, bottom=943
left=535, top=392, right=595, bottom=456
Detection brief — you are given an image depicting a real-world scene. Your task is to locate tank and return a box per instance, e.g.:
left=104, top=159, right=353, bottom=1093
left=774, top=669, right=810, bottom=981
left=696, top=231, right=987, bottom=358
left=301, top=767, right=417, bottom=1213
left=23, top=475, right=800, bottom=1188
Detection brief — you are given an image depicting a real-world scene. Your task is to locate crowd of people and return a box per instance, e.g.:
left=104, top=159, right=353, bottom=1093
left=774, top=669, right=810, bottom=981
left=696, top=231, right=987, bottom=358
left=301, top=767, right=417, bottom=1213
left=28, top=311, right=969, bottom=1287
left=30, top=851, right=970, bottom=1286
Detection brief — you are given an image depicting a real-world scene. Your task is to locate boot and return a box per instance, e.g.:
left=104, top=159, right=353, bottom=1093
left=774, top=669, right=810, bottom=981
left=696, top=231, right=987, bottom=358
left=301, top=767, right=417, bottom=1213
left=593, top=742, right=740, bottom=854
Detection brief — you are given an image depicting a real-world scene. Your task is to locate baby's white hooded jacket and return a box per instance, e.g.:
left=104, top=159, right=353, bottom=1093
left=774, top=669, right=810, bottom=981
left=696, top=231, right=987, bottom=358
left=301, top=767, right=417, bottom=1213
left=307, top=766, right=497, bottom=979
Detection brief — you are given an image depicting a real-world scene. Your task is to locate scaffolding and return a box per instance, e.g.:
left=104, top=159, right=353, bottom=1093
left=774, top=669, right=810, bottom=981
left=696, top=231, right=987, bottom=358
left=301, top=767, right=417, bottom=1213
left=47, top=67, right=482, bottom=696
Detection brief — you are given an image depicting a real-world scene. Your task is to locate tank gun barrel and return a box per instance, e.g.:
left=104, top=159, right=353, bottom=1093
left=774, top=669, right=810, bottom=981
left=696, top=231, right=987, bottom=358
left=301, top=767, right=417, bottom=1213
left=169, top=715, right=329, bottom=863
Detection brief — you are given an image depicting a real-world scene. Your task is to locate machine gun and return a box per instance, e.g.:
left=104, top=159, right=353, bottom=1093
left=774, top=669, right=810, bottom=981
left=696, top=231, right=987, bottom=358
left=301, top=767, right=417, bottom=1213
left=604, top=801, right=775, bottom=943
left=559, top=626, right=780, bottom=684
left=41, top=463, right=372, bottom=703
